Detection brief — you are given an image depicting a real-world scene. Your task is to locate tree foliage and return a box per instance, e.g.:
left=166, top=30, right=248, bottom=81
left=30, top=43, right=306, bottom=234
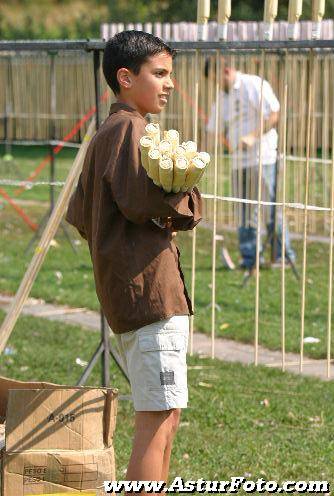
left=0, top=0, right=332, bottom=39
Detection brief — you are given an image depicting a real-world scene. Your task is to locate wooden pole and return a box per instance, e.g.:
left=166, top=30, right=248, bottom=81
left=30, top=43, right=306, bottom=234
left=254, top=0, right=277, bottom=365
left=189, top=51, right=198, bottom=355
left=281, top=52, right=288, bottom=371
left=211, top=50, right=220, bottom=359
left=326, top=98, right=334, bottom=379
left=197, top=0, right=210, bottom=41
left=300, top=52, right=313, bottom=373
left=312, top=0, right=326, bottom=39
left=263, top=0, right=278, bottom=41
left=190, top=2, right=209, bottom=354
left=288, top=0, right=303, bottom=40
left=217, top=0, right=231, bottom=41
left=254, top=50, right=265, bottom=367
left=0, top=118, right=96, bottom=354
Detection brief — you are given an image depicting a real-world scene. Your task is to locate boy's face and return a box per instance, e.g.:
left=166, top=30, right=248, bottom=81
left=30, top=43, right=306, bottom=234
left=117, top=52, right=174, bottom=116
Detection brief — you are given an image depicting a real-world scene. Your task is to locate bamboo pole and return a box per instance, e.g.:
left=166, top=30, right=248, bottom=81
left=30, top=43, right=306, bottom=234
left=281, top=51, right=289, bottom=371
left=0, top=118, right=96, bottom=354
left=190, top=1, right=210, bottom=354
left=284, top=1, right=302, bottom=342
left=197, top=0, right=210, bottom=41
left=211, top=50, right=220, bottom=359
left=254, top=0, right=277, bottom=365
left=312, top=0, right=326, bottom=39
left=326, top=99, right=334, bottom=379
left=217, top=0, right=231, bottom=41
left=322, top=56, right=329, bottom=232
left=263, top=0, right=278, bottom=41
left=299, top=1, right=325, bottom=371
left=254, top=50, right=265, bottom=367
left=288, top=0, right=303, bottom=40
left=299, top=52, right=313, bottom=373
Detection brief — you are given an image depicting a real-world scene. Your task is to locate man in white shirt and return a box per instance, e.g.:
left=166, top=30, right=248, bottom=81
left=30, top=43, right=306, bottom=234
left=206, top=60, right=295, bottom=269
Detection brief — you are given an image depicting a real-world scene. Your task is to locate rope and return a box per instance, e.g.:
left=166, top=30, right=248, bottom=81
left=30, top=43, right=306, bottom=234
left=0, top=179, right=65, bottom=188
left=0, top=180, right=332, bottom=213
left=201, top=193, right=334, bottom=212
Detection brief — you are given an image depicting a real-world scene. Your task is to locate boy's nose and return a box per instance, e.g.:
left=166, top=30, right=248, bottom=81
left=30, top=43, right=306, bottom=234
left=165, top=76, right=174, bottom=90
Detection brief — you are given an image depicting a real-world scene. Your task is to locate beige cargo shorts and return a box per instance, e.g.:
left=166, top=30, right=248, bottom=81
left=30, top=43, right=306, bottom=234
left=114, top=315, right=189, bottom=411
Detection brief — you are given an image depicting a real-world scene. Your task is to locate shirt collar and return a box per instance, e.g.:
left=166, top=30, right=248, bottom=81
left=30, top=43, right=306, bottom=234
left=232, top=71, right=241, bottom=90
left=108, top=101, right=146, bottom=121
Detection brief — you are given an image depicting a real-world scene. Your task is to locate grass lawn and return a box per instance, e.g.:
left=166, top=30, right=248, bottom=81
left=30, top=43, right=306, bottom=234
left=0, top=144, right=76, bottom=203
left=0, top=308, right=333, bottom=485
left=0, top=144, right=332, bottom=360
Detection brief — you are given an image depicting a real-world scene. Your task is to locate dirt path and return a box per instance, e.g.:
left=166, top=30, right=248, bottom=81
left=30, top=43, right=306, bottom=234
left=0, top=293, right=333, bottom=381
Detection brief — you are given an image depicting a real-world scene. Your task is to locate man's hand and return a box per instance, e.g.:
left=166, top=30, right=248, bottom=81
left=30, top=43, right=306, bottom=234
left=239, top=132, right=257, bottom=150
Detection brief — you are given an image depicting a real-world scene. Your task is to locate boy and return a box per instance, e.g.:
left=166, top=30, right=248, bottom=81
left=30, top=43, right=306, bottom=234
left=66, top=31, right=202, bottom=489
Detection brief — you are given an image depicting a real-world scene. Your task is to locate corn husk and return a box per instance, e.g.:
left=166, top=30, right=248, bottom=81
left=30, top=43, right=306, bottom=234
left=182, top=141, right=197, bottom=160
left=145, top=122, right=160, bottom=145
left=164, top=129, right=179, bottom=150
left=158, top=140, right=173, bottom=157
left=159, top=156, right=174, bottom=193
left=172, top=157, right=189, bottom=193
left=148, top=147, right=161, bottom=186
left=140, top=135, right=154, bottom=171
left=181, top=156, right=206, bottom=192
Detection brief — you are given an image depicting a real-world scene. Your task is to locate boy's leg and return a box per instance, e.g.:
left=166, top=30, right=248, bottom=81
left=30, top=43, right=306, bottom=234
left=161, top=408, right=181, bottom=482
left=126, top=408, right=181, bottom=484
left=115, top=316, right=189, bottom=490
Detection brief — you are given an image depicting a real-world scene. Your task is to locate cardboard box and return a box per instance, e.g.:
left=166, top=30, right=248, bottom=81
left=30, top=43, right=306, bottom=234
left=1, top=383, right=118, bottom=496
left=0, top=377, right=64, bottom=423
left=2, top=448, right=115, bottom=495
left=6, top=389, right=117, bottom=452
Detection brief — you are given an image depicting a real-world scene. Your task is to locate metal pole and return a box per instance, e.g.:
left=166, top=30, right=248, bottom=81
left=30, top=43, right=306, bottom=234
left=93, top=48, right=111, bottom=387
left=49, top=51, right=57, bottom=212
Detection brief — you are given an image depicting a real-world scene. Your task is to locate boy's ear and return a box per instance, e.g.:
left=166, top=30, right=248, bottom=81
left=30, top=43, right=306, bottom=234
left=117, top=68, right=132, bottom=90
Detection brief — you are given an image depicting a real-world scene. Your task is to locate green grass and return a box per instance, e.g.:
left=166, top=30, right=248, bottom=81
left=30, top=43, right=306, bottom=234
left=0, top=308, right=333, bottom=485
left=0, top=144, right=77, bottom=203
left=0, top=145, right=333, bottom=360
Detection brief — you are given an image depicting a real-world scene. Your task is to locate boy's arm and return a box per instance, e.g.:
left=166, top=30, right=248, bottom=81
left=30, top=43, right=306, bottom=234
left=106, top=119, right=202, bottom=229
left=66, top=173, right=87, bottom=240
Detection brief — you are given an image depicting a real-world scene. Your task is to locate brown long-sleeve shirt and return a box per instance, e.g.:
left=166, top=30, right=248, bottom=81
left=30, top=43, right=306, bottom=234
left=66, top=102, right=202, bottom=333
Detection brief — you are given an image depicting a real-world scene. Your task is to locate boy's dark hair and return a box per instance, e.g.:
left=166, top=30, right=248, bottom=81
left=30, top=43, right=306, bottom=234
left=103, top=30, right=176, bottom=95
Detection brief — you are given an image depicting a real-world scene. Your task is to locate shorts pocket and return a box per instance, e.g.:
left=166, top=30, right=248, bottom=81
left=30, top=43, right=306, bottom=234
left=138, top=332, right=187, bottom=391
left=138, top=333, right=185, bottom=352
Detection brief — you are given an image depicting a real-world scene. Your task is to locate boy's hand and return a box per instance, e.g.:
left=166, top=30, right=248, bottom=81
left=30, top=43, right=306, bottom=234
left=151, top=216, right=173, bottom=229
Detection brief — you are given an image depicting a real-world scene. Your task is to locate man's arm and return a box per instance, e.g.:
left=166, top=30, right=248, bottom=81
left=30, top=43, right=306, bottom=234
left=239, top=110, right=279, bottom=149
left=106, top=118, right=202, bottom=229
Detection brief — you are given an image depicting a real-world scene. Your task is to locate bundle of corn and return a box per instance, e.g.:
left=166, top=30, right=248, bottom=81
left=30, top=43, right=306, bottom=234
left=140, top=123, right=210, bottom=193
